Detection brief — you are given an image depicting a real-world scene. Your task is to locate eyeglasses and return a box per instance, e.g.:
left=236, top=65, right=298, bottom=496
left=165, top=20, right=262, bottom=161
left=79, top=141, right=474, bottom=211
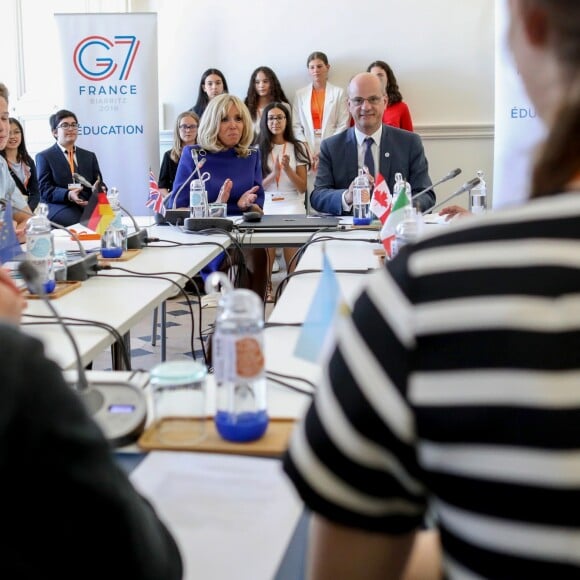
left=57, top=122, right=79, bottom=130
left=179, top=124, right=198, bottom=131
left=267, top=115, right=286, bottom=122
left=349, top=96, right=383, bottom=106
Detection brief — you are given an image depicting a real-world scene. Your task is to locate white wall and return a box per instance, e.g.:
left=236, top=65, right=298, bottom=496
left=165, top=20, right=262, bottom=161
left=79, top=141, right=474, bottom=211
left=5, top=0, right=496, bottom=208
left=145, top=0, right=494, bottom=125
left=145, top=0, right=495, bottom=206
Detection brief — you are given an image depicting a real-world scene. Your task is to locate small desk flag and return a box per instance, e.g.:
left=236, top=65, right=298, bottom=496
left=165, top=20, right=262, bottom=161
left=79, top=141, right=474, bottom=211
left=369, top=173, right=392, bottom=224
left=380, top=183, right=410, bottom=257
left=294, top=252, right=343, bottom=363
left=80, top=191, right=115, bottom=235
left=0, top=201, right=24, bottom=263
left=146, top=170, right=165, bottom=216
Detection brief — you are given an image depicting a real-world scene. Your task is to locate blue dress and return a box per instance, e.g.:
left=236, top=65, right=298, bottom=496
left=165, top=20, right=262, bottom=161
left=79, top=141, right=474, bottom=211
left=168, top=145, right=265, bottom=277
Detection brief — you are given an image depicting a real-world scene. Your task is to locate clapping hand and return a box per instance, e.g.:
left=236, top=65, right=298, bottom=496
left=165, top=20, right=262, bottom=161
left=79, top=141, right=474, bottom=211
left=237, top=186, right=261, bottom=213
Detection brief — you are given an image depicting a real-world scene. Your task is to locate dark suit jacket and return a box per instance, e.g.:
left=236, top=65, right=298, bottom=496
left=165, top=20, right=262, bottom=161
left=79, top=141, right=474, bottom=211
left=311, top=125, right=435, bottom=215
left=36, top=143, right=105, bottom=227
left=0, top=324, right=183, bottom=579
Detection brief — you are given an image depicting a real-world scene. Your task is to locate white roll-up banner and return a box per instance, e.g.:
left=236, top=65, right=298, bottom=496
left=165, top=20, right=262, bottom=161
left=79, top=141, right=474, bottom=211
left=493, top=0, right=545, bottom=209
left=55, top=13, right=159, bottom=216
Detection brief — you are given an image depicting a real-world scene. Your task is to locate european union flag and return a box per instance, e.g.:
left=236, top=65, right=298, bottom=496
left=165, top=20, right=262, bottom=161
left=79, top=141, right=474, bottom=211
left=0, top=201, right=23, bottom=263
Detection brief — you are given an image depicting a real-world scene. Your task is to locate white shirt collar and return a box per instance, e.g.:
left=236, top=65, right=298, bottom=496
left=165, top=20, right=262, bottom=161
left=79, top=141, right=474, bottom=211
left=354, top=125, right=383, bottom=147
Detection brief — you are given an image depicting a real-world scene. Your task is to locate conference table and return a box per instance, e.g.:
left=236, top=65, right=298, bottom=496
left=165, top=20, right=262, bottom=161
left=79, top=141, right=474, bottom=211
left=18, top=215, right=446, bottom=579
left=20, top=221, right=231, bottom=370
left=124, top=222, right=388, bottom=580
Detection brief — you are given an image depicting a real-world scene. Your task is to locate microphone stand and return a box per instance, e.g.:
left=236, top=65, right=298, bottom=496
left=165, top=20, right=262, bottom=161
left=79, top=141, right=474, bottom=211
left=423, top=177, right=481, bottom=214
left=411, top=168, right=462, bottom=203
left=170, top=151, right=207, bottom=210
left=119, top=204, right=148, bottom=249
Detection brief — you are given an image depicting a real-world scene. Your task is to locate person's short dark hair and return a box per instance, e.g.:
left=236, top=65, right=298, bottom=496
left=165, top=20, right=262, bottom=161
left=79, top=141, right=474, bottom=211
left=306, top=51, right=329, bottom=67
left=49, top=109, right=78, bottom=132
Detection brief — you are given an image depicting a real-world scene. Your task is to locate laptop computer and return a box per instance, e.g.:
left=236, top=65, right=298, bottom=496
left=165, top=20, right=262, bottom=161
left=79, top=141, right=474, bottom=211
left=235, top=214, right=341, bottom=232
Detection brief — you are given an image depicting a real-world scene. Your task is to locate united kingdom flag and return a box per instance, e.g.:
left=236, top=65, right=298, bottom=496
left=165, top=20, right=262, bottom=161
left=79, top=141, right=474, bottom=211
left=146, top=170, right=165, bottom=216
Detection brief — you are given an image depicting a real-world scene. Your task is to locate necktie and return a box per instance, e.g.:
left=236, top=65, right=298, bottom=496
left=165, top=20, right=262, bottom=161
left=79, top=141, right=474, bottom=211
left=67, top=149, right=75, bottom=176
left=363, top=137, right=375, bottom=178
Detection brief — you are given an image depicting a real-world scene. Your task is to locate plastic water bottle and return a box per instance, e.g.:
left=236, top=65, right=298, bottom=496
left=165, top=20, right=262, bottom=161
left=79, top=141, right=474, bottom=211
left=189, top=179, right=208, bottom=218
left=206, top=272, right=268, bottom=443
left=106, top=187, right=128, bottom=250
left=393, top=172, right=412, bottom=205
left=469, top=170, right=487, bottom=214
left=352, top=169, right=372, bottom=225
left=392, top=206, right=422, bottom=258
left=26, top=202, right=55, bottom=294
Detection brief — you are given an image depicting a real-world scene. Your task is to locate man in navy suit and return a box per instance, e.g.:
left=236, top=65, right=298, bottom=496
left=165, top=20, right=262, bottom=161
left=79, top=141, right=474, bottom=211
left=36, top=109, right=106, bottom=226
left=310, top=73, right=435, bottom=215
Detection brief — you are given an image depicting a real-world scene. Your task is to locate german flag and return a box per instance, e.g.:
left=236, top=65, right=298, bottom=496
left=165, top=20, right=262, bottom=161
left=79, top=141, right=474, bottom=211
left=80, top=191, right=115, bottom=235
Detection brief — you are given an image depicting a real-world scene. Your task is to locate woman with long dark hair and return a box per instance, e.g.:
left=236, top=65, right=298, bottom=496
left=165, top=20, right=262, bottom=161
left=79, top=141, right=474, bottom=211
left=0, top=117, right=40, bottom=210
left=190, top=68, right=229, bottom=119
left=244, top=66, right=290, bottom=137
left=367, top=59, right=414, bottom=131
left=258, top=102, right=309, bottom=300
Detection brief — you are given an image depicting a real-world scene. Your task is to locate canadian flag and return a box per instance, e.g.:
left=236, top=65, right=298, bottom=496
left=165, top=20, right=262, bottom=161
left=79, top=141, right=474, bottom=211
left=369, top=173, right=394, bottom=255
left=369, top=173, right=391, bottom=224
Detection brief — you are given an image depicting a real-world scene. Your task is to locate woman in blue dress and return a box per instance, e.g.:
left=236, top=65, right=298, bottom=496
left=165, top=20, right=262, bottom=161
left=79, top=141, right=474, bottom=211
left=169, top=94, right=267, bottom=300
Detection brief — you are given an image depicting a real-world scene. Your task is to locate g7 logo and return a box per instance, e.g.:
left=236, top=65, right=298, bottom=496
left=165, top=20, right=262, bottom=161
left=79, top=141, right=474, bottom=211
left=73, top=35, right=141, bottom=81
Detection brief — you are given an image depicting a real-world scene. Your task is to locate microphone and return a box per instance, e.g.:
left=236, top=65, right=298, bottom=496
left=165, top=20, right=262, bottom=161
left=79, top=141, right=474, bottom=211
left=423, top=177, right=482, bottom=215
left=0, top=199, right=99, bottom=281
left=191, top=149, right=207, bottom=180
left=170, top=153, right=207, bottom=210
left=411, top=168, right=462, bottom=202
left=17, top=261, right=147, bottom=446
left=73, top=173, right=147, bottom=250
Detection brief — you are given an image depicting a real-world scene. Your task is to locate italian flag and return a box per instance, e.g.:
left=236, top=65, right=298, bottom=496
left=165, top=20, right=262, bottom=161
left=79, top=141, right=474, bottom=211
left=380, top=186, right=410, bottom=256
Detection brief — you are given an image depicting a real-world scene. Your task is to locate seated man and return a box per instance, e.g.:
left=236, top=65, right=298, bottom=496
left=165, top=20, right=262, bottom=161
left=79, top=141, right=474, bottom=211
left=0, top=266, right=183, bottom=579
left=36, top=109, right=106, bottom=227
left=310, top=72, right=435, bottom=215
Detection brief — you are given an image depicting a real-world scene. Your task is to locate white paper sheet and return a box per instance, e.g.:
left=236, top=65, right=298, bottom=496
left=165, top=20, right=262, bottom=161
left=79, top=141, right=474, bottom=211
left=130, top=451, right=304, bottom=580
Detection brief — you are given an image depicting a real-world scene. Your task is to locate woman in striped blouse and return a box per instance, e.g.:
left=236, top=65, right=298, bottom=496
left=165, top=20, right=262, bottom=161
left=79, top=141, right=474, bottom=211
left=283, top=1, right=580, bottom=578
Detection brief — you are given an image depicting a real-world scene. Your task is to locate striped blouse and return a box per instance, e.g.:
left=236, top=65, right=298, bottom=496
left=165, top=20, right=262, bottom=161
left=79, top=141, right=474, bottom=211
left=284, top=190, right=580, bottom=578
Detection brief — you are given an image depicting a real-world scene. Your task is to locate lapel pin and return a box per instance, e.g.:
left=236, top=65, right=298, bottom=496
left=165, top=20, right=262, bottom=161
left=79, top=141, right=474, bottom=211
left=384, top=152, right=390, bottom=158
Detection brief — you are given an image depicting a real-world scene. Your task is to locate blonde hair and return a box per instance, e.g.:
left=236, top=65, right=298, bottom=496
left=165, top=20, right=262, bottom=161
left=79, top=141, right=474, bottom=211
left=170, top=111, right=199, bottom=164
left=197, top=94, right=254, bottom=157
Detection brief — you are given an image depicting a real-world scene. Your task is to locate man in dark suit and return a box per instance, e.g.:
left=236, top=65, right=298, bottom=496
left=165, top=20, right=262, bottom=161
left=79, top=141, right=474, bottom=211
left=36, top=109, right=106, bottom=226
left=310, top=72, right=435, bottom=215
